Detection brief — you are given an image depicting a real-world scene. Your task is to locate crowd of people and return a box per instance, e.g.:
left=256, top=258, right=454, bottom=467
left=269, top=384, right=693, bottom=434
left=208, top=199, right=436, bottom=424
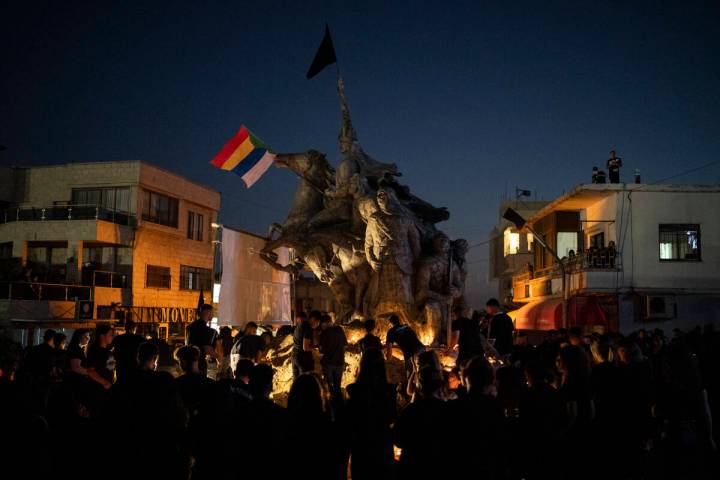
left=0, top=299, right=718, bottom=480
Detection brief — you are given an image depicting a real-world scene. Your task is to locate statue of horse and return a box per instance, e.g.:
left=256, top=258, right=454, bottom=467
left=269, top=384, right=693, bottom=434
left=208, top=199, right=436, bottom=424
left=272, top=150, right=335, bottom=234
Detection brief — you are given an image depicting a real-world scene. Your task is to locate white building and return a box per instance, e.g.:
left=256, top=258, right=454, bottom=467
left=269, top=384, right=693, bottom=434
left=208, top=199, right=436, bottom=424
left=510, top=183, right=720, bottom=333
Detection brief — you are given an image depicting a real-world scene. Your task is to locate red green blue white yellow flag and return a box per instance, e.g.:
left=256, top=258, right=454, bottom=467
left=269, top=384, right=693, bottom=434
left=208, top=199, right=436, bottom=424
left=209, top=125, right=275, bottom=187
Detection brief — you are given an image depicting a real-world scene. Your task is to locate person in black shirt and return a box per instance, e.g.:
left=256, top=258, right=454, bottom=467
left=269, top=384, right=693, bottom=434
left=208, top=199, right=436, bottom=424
left=607, top=149, right=623, bottom=184
left=486, top=298, right=514, bottom=357
left=84, top=324, right=115, bottom=418
left=86, top=324, right=115, bottom=388
left=318, top=315, right=347, bottom=400
left=186, top=304, right=220, bottom=378
left=111, top=320, right=145, bottom=383
left=385, top=314, right=424, bottom=384
left=174, top=345, right=213, bottom=419
left=22, top=328, right=56, bottom=380
left=292, top=311, right=319, bottom=379
left=232, top=322, right=265, bottom=365
left=449, top=307, right=484, bottom=368
left=358, top=318, right=383, bottom=353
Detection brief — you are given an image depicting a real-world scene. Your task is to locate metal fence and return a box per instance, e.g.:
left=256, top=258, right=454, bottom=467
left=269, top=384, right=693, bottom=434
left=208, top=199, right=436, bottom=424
left=1, top=204, right=136, bottom=226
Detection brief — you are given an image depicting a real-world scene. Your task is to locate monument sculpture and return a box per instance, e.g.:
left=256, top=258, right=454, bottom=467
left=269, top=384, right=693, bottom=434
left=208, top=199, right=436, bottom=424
left=259, top=78, right=467, bottom=345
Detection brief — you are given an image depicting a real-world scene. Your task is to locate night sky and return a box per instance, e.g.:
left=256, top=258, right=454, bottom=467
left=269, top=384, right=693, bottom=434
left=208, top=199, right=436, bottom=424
left=2, top=1, right=720, bottom=305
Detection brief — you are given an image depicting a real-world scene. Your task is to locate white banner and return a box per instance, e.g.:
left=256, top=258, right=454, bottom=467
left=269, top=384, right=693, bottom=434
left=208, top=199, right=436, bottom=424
left=217, top=228, right=291, bottom=326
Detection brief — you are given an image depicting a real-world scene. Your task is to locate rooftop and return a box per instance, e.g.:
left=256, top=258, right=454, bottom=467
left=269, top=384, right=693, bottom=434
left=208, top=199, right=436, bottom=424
left=527, top=183, right=720, bottom=224
left=8, top=160, right=221, bottom=195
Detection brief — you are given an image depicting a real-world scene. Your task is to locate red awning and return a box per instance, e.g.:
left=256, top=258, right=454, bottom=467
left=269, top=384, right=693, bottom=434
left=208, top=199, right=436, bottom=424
left=567, top=296, right=607, bottom=328
left=509, top=298, right=563, bottom=331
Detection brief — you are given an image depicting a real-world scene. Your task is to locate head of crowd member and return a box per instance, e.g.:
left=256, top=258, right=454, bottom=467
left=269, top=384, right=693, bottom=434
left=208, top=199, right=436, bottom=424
left=295, top=311, right=308, bottom=327
left=94, top=325, right=114, bottom=348
left=124, top=320, right=138, bottom=335
left=417, top=365, right=445, bottom=398
left=617, top=338, right=643, bottom=364
left=525, top=360, right=554, bottom=388
left=356, top=348, right=388, bottom=385
left=417, top=350, right=443, bottom=375
left=249, top=363, right=274, bottom=399
left=53, top=332, right=67, bottom=350
left=219, top=325, right=232, bottom=339
left=651, top=332, right=665, bottom=354
left=287, top=372, right=330, bottom=419
left=451, top=306, right=464, bottom=322
left=568, top=327, right=584, bottom=347
left=364, top=318, right=376, bottom=334
left=556, top=345, right=591, bottom=384
left=319, top=315, right=332, bottom=331
left=308, top=310, right=322, bottom=329
left=43, top=329, right=57, bottom=347
left=199, top=304, right=213, bottom=324
left=485, top=298, right=501, bottom=316
left=244, top=322, right=258, bottom=336
left=590, top=335, right=613, bottom=364
left=388, top=314, right=401, bottom=327
left=235, top=359, right=254, bottom=385
left=462, top=356, right=494, bottom=395
left=447, top=368, right=462, bottom=391
left=175, top=345, right=201, bottom=374
left=69, top=328, right=91, bottom=350
left=546, top=329, right=558, bottom=342
left=138, top=342, right=159, bottom=371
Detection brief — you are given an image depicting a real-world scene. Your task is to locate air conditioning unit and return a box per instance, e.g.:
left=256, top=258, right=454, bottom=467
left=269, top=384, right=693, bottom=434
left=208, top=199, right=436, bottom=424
left=645, top=295, right=676, bottom=320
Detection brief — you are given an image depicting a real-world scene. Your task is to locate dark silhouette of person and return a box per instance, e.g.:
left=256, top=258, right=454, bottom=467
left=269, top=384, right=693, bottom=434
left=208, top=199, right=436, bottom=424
left=111, top=320, right=145, bottom=383
left=287, top=373, right=348, bottom=480
left=346, top=348, right=397, bottom=480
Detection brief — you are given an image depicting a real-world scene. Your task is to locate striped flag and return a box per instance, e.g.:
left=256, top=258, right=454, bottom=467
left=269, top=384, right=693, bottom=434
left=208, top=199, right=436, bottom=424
left=209, top=125, right=275, bottom=187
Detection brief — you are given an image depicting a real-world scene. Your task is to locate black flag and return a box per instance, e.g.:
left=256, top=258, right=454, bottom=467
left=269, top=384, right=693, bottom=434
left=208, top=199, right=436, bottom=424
left=306, top=25, right=337, bottom=79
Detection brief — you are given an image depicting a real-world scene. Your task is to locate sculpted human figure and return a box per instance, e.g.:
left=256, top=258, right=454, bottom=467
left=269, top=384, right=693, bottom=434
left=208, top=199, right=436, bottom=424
left=415, top=233, right=464, bottom=344
left=364, top=186, right=421, bottom=323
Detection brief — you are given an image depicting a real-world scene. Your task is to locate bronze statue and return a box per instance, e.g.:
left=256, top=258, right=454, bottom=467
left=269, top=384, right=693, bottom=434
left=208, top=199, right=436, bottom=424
left=260, top=73, right=467, bottom=341
left=364, top=186, right=421, bottom=323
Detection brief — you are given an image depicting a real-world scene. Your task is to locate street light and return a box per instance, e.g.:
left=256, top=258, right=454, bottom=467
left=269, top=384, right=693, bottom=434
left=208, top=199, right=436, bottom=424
left=502, top=207, right=568, bottom=328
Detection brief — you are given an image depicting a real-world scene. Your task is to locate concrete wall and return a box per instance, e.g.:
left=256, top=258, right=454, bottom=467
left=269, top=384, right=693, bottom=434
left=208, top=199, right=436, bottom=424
left=619, top=190, right=720, bottom=292
left=16, top=162, right=141, bottom=211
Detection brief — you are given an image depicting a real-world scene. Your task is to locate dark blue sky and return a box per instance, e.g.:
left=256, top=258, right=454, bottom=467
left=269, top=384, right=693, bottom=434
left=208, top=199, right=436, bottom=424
left=3, top=1, right=720, bottom=303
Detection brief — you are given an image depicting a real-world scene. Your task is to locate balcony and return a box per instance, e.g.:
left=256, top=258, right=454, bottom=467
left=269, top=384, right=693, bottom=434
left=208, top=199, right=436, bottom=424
left=1, top=204, right=136, bottom=227
left=0, top=281, right=92, bottom=301
left=513, top=250, right=622, bottom=302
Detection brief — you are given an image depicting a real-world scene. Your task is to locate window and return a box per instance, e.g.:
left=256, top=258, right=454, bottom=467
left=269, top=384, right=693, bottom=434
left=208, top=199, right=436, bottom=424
left=503, top=228, right=520, bottom=256
left=187, top=211, right=195, bottom=239
left=197, top=214, right=204, bottom=241
left=180, top=265, right=212, bottom=291
left=527, top=233, right=534, bottom=251
left=187, top=211, right=204, bottom=241
left=556, top=232, right=578, bottom=258
left=659, top=224, right=700, bottom=261
left=0, top=242, right=12, bottom=259
left=72, top=187, right=130, bottom=212
left=590, top=232, right=605, bottom=249
left=146, top=265, right=171, bottom=288
left=141, top=190, right=178, bottom=228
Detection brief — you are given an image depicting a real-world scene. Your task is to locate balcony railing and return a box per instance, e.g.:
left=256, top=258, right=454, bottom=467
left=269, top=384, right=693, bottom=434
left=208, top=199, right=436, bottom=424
left=1, top=204, right=136, bottom=227
left=82, top=269, right=131, bottom=289
left=0, top=281, right=92, bottom=301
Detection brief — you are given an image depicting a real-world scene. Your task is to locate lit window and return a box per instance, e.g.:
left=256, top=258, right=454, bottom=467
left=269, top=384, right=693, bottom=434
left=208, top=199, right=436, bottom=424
left=504, top=228, right=520, bottom=256
left=556, top=232, right=578, bottom=258
left=527, top=233, right=534, bottom=251
left=659, top=224, right=700, bottom=261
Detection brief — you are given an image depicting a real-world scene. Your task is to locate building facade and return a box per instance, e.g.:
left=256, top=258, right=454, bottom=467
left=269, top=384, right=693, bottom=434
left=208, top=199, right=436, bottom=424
left=0, top=161, right=220, bottom=342
left=488, top=200, right=549, bottom=305
left=509, top=183, right=720, bottom=333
